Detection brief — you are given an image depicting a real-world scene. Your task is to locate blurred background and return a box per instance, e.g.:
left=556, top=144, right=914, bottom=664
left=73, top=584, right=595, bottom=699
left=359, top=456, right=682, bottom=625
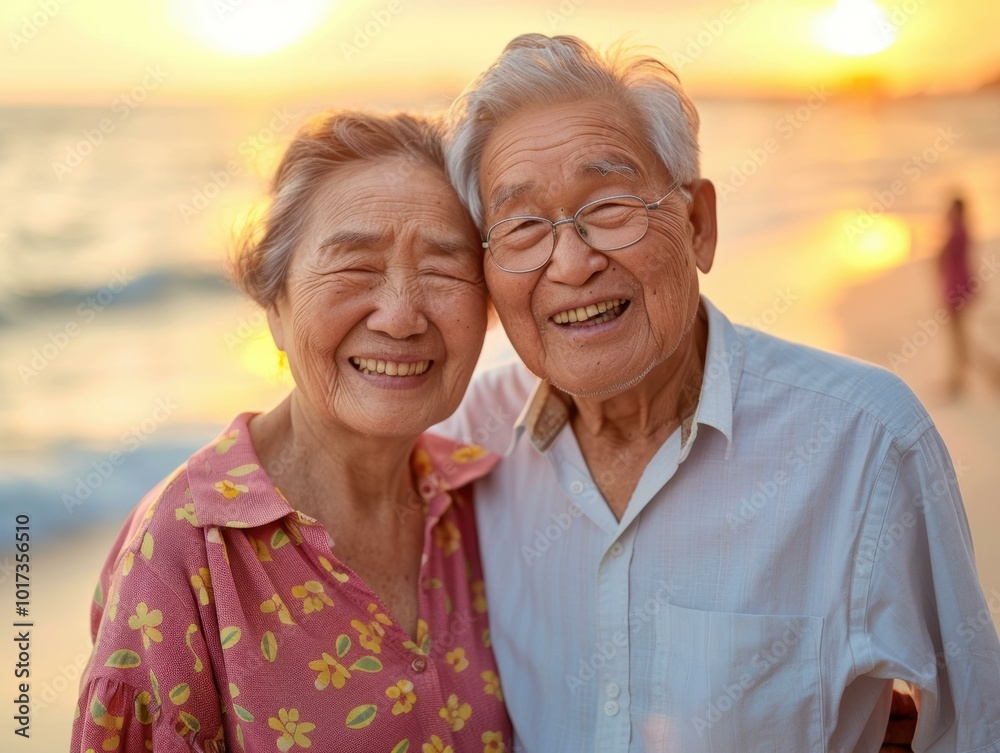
left=1, top=0, right=998, bottom=748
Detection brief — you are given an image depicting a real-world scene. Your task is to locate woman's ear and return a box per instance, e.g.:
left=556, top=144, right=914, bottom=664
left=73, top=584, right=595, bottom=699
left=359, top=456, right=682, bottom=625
left=267, top=303, right=286, bottom=352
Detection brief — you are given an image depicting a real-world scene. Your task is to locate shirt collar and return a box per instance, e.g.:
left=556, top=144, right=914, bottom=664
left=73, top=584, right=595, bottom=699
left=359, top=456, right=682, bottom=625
left=188, top=413, right=501, bottom=529
left=510, top=296, right=743, bottom=458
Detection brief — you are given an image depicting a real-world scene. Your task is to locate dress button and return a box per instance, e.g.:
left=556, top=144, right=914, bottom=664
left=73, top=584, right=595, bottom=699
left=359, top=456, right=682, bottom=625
left=606, top=682, right=621, bottom=699
left=609, top=542, right=624, bottom=558
left=569, top=480, right=584, bottom=494
left=604, top=700, right=619, bottom=716
left=411, top=657, right=427, bottom=672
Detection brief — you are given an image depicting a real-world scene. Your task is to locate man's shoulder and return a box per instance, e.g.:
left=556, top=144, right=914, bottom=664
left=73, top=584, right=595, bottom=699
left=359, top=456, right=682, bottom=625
left=434, top=359, right=536, bottom=454
left=735, top=325, right=931, bottom=443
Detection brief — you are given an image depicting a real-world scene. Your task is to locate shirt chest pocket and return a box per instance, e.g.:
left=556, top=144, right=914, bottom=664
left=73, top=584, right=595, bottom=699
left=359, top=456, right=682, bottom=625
left=640, top=602, right=825, bottom=753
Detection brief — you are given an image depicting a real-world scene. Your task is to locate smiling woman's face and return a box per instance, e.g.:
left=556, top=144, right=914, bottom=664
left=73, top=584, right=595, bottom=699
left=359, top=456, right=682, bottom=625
left=268, top=157, right=488, bottom=438
left=479, top=99, right=715, bottom=397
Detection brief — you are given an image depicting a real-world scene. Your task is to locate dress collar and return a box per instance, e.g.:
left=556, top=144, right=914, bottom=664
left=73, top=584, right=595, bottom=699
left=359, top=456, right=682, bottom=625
left=187, top=413, right=500, bottom=529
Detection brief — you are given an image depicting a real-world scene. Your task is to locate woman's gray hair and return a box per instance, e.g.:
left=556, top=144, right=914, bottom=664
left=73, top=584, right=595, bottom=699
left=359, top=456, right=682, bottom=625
left=230, top=111, right=445, bottom=307
left=446, top=34, right=701, bottom=228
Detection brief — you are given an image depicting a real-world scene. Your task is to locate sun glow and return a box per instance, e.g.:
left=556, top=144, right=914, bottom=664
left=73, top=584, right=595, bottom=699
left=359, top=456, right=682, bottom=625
left=813, top=0, right=897, bottom=56
left=175, top=0, right=332, bottom=56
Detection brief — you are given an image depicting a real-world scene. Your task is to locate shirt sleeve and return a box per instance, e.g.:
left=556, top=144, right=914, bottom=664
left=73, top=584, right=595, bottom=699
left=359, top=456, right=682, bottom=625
left=71, top=497, right=225, bottom=752
left=857, top=424, right=1000, bottom=752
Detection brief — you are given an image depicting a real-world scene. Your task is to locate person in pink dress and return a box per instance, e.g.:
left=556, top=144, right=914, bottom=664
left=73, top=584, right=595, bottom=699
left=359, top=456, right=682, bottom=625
left=939, top=196, right=974, bottom=397
left=71, top=111, right=511, bottom=753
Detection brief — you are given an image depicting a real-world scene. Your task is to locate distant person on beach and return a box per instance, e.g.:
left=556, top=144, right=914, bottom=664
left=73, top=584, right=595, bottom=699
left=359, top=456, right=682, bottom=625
left=939, top=195, right=974, bottom=396
left=436, top=33, right=1000, bottom=751
left=72, top=112, right=510, bottom=751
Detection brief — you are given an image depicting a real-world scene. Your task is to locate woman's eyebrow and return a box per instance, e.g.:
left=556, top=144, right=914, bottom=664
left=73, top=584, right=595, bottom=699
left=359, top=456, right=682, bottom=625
left=318, top=229, right=391, bottom=250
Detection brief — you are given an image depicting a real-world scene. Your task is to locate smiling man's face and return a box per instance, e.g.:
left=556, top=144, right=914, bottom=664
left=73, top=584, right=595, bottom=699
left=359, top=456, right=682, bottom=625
left=479, top=99, right=716, bottom=397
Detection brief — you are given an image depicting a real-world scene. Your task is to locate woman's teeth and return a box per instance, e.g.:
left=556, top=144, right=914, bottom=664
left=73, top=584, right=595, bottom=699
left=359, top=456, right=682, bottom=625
left=350, top=358, right=430, bottom=376
left=552, top=299, right=627, bottom=326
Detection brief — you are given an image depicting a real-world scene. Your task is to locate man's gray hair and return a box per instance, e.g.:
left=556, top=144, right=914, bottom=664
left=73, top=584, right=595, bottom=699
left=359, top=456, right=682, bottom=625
left=446, top=34, right=701, bottom=228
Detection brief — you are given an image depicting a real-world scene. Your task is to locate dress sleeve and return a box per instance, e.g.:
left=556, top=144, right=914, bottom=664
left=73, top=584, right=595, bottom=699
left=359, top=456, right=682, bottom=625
left=856, top=425, right=1000, bottom=752
left=71, top=498, right=225, bottom=752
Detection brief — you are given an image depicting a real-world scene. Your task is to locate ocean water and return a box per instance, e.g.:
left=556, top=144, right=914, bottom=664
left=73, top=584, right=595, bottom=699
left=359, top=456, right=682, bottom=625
left=1, top=94, right=999, bottom=540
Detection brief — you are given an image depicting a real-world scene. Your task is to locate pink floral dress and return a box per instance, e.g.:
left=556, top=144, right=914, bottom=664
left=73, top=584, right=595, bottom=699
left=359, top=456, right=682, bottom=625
left=71, top=413, right=511, bottom=753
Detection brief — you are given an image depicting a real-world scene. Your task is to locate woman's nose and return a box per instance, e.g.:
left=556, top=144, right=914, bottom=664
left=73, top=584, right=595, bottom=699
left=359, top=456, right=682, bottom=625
left=366, top=277, right=430, bottom=339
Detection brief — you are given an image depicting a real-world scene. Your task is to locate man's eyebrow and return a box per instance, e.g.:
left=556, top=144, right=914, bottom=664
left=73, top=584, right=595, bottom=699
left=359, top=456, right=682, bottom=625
left=317, top=229, right=391, bottom=250
left=489, top=181, right=534, bottom=217
left=580, top=158, right=639, bottom=179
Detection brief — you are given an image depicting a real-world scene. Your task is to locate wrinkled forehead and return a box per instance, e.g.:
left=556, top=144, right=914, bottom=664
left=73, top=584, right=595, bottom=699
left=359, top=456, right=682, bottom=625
left=480, top=100, right=664, bottom=211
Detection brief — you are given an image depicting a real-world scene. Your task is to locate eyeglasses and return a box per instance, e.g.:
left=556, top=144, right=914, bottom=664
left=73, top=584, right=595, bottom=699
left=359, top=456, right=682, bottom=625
left=482, top=185, right=679, bottom=274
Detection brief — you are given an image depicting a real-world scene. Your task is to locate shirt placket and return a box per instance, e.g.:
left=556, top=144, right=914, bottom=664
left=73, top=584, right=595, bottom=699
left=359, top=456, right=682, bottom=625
left=594, top=523, right=637, bottom=752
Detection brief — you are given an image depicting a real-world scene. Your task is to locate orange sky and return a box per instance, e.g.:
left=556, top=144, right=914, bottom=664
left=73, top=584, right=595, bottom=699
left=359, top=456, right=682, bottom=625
left=2, top=0, right=999, bottom=105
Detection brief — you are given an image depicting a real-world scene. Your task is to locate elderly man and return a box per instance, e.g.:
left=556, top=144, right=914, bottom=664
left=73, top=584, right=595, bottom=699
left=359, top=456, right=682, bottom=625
left=437, top=34, right=1000, bottom=752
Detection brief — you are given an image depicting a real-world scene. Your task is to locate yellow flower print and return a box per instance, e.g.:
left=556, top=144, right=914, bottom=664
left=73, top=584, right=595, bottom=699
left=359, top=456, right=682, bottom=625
left=190, top=568, right=213, bottom=606
left=434, top=519, right=461, bottom=556
left=291, top=581, right=334, bottom=614
left=309, top=652, right=351, bottom=690
left=438, top=694, right=472, bottom=732
left=445, top=647, right=468, bottom=672
left=481, top=670, right=503, bottom=701
left=175, top=502, right=199, bottom=526
left=451, top=445, right=488, bottom=463
left=351, top=618, right=385, bottom=654
left=482, top=731, right=505, bottom=753
left=412, top=448, right=433, bottom=478
left=214, top=479, right=248, bottom=500
left=267, top=708, right=315, bottom=752
left=318, top=556, right=349, bottom=583
left=127, top=603, right=163, bottom=650
left=260, top=594, right=295, bottom=625
left=386, top=679, right=417, bottom=714
left=471, top=580, right=487, bottom=614
left=368, top=602, right=392, bottom=628
left=215, top=430, right=239, bottom=455
left=422, top=735, right=453, bottom=753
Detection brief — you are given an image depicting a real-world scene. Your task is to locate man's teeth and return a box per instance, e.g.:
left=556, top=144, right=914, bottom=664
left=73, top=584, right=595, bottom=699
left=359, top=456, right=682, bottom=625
left=553, top=299, right=625, bottom=325
left=350, top=358, right=430, bottom=376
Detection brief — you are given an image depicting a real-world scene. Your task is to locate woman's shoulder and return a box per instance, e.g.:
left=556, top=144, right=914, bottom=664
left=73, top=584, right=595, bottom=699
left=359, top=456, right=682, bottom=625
left=100, top=413, right=260, bottom=579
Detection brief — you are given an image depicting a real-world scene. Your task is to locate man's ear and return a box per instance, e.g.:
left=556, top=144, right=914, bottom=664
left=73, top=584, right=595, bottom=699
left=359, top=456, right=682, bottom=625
left=687, top=178, right=718, bottom=274
left=267, top=303, right=286, bottom=352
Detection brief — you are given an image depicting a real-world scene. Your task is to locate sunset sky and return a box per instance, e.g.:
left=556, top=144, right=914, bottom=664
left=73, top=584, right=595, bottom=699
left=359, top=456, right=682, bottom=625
left=2, top=0, right=999, bottom=106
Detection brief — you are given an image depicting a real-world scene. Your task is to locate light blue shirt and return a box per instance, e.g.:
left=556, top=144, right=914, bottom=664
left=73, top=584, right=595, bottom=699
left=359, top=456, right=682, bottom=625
left=435, top=297, right=1000, bottom=753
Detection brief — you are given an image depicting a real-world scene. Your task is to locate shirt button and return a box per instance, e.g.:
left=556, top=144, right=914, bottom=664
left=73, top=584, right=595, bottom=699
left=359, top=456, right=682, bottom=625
left=569, top=480, right=584, bottom=494
left=606, top=682, right=621, bottom=699
left=609, top=542, right=624, bottom=558
left=604, top=700, right=619, bottom=716
left=411, top=657, right=427, bottom=672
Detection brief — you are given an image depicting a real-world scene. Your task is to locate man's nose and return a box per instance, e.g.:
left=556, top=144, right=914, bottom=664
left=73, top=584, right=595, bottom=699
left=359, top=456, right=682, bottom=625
left=544, top=220, right=609, bottom=286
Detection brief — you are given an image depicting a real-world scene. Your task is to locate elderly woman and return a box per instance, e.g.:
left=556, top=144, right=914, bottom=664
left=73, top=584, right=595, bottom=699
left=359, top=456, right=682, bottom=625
left=71, top=112, right=510, bottom=752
